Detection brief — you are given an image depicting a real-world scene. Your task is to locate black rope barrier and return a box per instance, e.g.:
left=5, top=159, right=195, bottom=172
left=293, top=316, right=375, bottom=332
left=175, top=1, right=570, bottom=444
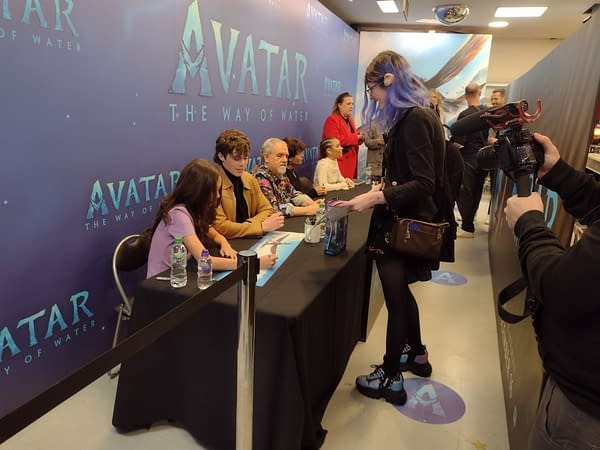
left=0, top=265, right=247, bottom=444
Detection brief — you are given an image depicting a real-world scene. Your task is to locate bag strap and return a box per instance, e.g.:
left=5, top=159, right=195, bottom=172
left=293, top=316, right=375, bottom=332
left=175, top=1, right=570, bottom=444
left=497, top=277, right=538, bottom=324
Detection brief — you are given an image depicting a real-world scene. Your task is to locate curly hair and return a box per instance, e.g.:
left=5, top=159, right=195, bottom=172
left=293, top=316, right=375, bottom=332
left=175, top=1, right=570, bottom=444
left=213, top=128, right=251, bottom=164
left=151, top=159, right=220, bottom=241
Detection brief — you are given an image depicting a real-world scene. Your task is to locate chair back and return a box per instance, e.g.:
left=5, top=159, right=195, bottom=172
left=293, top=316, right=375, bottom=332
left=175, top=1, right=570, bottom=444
left=112, top=234, right=151, bottom=312
left=108, top=233, right=151, bottom=377
left=299, top=175, right=315, bottom=194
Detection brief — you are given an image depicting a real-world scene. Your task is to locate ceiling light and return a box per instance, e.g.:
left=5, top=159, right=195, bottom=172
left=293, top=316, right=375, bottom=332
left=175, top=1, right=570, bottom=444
left=495, top=6, right=548, bottom=18
left=488, top=21, right=509, bottom=28
left=377, top=1, right=399, bottom=13
left=433, top=4, right=470, bottom=25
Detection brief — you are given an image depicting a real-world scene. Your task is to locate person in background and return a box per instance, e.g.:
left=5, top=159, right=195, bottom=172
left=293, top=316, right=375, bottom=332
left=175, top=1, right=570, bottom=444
left=504, top=133, right=600, bottom=450
left=485, top=88, right=505, bottom=223
left=359, top=117, right=385, bottom=178
left=146, top=159, right=276, bottom=278
left=314, top=137, right=355, bottom=191
left=430, top=88, right=449, bottom=140
left=333, top=50, right=448, bottom=405
left=254, top=138, right=321, bottom=217
left=212, top=129, right=284, bottom=239
left=452, top=82, right=490, bottom=238
left=490, top=88, right=505, bottom=107
left=321, top=92, right=364, bottom=179
left=282, top=136, right=326, bottom=198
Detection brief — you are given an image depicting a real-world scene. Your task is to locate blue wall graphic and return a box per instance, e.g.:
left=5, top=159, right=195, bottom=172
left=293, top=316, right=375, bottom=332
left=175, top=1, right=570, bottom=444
left=0, top=0, right=359, bottom=416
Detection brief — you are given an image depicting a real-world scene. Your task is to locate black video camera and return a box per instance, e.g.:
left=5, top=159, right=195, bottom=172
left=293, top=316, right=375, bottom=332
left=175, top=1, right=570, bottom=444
left=451, top=99, right=543, bottom=197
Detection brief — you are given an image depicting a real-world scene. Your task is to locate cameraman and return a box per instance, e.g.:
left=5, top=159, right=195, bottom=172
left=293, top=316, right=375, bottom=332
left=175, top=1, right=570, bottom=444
left=504, top=132, right=600, bottom=449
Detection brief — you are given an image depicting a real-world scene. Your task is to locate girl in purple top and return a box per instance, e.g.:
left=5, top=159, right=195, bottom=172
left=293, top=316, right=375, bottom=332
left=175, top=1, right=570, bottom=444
left=147, top=159, right=276, bottom=278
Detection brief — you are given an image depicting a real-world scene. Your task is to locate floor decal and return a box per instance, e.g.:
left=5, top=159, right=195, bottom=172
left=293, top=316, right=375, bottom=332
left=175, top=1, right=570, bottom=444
left=431, top=270, right=467, bottom=285
left=396, top=378, right=466, bottom=424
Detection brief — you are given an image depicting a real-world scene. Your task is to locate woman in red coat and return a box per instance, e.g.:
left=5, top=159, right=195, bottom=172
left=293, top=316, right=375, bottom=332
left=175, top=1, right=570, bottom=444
left=321, top=92, right=364, bottom=179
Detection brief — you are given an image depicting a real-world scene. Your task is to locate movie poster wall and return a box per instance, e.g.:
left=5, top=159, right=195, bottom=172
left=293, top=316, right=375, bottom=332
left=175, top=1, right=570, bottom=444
left=0, top=0, right=358, bottom=416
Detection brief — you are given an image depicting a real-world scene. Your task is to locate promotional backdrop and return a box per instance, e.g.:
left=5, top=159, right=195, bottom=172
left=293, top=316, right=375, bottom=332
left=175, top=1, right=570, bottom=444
left=355, top=32, right=492, bottom=129
left=0, top=0, right=359, bottom=416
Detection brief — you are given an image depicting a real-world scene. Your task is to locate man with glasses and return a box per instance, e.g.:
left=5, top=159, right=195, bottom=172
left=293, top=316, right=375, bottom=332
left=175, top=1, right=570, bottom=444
left=212, top=129, right=285, bottom=238
left=254, top=138, right=321, bottom=217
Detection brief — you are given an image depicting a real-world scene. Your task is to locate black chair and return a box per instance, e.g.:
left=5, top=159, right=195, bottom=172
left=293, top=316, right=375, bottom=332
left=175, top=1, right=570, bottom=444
left=107, top=233, right=151, bottom=378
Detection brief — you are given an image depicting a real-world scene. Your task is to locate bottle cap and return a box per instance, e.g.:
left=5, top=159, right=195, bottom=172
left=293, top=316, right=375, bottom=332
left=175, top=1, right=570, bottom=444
left=201, top=248, right=210, bottom=257
left=174, top=237, right=183, bottom=244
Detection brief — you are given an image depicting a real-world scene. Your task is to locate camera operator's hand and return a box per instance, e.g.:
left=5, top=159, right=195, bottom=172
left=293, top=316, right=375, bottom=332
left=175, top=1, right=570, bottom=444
left=504, top=192, right=544, bottom=230
left=534, top=132, right=560, bottom=179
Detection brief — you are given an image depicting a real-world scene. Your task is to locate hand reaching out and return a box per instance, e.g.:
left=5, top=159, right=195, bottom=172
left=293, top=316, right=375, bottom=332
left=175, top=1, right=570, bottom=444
left=333, top=188, right=385, bottom=213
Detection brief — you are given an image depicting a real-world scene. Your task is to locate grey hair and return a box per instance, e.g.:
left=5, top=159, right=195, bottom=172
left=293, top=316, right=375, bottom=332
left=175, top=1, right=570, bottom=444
left=261, top=137, right=286, bottom=156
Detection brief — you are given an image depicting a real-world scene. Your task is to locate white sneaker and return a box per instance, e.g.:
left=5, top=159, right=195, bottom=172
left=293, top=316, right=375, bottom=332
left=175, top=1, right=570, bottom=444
left=456, top=229, right=475, bottom=239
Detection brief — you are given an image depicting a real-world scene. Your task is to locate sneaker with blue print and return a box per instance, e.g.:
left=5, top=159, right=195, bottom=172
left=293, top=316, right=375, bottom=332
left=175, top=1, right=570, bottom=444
left=356, top=365, right=407, bottom=405
left=399, top=344, right=432, bottom=378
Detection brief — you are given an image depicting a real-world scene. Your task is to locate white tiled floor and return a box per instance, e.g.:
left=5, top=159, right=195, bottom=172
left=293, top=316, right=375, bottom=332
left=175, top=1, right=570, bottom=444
left=3, top=200, right=509, bottom=450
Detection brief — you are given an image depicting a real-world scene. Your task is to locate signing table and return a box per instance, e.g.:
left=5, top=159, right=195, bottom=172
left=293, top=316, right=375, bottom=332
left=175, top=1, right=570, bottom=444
left=112, top=187, right=374, bottom=450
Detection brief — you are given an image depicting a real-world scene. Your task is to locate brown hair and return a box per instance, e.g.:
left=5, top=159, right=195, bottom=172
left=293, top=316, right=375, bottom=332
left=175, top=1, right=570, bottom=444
left=282, top=136, right=306, bottom=158
left=151, top=159, right=220, bottom=241
left=331, top=92, right=352, bottom=115
left=213, top=128, right=251, bottom=164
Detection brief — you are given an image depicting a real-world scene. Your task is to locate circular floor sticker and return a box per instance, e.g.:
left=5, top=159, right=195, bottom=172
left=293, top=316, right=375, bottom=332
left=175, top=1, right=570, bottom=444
left=396, top=378, right=466, bottom=424
left=431, top=270, right=467, bottom=285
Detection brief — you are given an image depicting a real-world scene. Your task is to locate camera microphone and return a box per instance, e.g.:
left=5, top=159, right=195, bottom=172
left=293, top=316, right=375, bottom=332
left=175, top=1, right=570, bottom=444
left=449, top=107, right=493, bottom=136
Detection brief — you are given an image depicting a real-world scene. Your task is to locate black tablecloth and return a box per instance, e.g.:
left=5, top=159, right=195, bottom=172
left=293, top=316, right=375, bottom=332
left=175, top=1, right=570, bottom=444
left=112, top=187, right=373, bottom=450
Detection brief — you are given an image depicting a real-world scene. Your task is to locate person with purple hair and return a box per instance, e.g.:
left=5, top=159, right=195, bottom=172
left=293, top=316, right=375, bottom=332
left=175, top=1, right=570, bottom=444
left=333, top=50, right=451, bottom=404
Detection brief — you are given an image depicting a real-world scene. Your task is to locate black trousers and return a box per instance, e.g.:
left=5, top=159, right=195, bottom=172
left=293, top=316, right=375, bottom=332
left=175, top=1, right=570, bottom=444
left=375, top=253, right=423, bottom=375
left=457, top=161, right=488, bottom=232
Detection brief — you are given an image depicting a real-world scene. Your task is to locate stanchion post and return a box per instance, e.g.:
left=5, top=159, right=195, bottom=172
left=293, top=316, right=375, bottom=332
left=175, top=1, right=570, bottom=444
left=236, top=250, right=258, bottom=450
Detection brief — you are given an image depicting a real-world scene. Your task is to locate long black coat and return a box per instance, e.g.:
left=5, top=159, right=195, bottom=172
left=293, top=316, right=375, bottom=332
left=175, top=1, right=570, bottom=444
left=366, top=106, right=449, bottom=281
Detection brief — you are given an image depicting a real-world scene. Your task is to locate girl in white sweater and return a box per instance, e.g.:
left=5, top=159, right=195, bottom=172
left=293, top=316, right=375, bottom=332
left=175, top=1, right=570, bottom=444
left=314, top=138, right=355, bottom=191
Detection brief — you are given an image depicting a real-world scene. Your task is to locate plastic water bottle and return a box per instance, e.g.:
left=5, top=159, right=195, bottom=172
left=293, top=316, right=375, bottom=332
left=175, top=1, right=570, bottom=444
left=197, top=248, right=213, bottom=290
left=364, top=165, right=373, bottom=184
left=170, top=237, right=187, bottom=288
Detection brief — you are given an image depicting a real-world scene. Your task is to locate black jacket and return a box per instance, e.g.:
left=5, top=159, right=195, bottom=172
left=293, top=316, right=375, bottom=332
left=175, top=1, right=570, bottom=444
left=367, top=107, right=447, bottom=281
left=514, top=158, right=600, bottom=420
left=452, top=105, right=489, bottom=164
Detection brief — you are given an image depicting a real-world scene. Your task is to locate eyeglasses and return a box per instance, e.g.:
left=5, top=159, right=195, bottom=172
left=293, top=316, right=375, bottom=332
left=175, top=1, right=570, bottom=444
left=365, top=84, right=376, bottom=94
